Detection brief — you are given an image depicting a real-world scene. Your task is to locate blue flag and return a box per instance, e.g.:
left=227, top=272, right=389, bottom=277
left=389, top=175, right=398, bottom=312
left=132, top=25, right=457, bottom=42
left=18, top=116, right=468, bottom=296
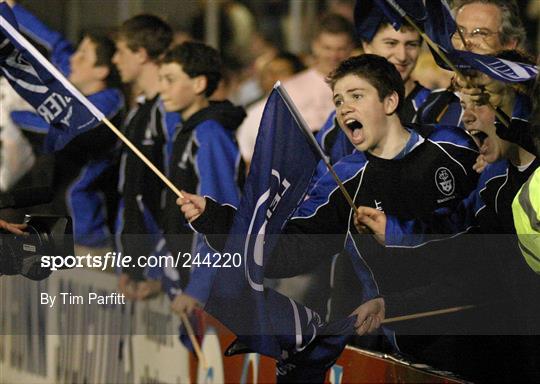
left=424, top=0, right=538, bottom=82
left=354, top=0, right=426, bottom=42
left=204, top=86, right=355, bottom=380
left=0, top=3, right=105, bottom=150
left=423, top=0, right=454, bottom=51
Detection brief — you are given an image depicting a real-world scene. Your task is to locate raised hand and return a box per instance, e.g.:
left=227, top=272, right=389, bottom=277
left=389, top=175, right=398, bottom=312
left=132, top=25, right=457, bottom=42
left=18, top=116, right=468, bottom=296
left=176, top=191, right=206, bottom=223
left=171, top=293, right=201, bottom=317
left=354, top=206, right=387, bottom=244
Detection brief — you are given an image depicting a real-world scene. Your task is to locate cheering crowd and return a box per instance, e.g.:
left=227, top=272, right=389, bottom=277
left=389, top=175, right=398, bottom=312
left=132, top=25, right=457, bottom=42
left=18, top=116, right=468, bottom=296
left=1, top=0, right=539, bottom=382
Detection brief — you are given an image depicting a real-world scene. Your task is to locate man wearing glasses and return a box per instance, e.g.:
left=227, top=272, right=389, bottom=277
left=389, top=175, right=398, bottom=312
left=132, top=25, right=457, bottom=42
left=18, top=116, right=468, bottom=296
left=416, top=0, right=526, bottom=126
left=451, top=0, right=524, bottom=54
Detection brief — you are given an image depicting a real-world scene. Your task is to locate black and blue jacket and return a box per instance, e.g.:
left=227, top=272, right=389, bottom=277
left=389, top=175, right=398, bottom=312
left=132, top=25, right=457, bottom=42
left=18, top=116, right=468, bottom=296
left=159, top=100, right=246, bottom=303
left=266, top=125, right=479, bottom=321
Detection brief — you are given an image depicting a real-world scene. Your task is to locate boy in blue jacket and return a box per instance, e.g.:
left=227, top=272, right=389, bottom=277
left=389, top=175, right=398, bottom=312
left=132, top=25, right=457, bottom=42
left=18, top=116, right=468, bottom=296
left=155, top=42, right=245, bottom=316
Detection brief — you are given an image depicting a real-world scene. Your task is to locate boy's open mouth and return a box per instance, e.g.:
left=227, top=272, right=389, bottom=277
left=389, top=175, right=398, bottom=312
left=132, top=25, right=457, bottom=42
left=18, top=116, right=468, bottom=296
left=468, top=129, right=488, bottom=147
left=345, top=119, right=363, bottom=132
left=345, top=119, right=364, bottom=145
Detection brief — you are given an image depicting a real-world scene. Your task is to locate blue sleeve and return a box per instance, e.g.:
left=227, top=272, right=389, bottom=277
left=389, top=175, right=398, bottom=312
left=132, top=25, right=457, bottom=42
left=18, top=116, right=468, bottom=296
left=12, top=4, right=73, bottom=75
left=10, top=110, right=49, bottom=133
left=194, top=121, right=242, bottom=206
left=184, top=121, right=243, bottom=304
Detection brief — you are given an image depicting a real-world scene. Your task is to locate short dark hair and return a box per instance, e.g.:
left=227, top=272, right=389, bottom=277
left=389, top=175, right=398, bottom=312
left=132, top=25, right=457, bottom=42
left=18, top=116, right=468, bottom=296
left=273, top=51, right=306, bottom=74
left=85, top=33, right=121, bottom=89
left=327, top=54, right=404, bottom=112
left=116, top=14, right=173, bottom=61
left=160, top=42, right=222, bottom=97
left=314, top=13, right=355, bottom=41
left=453, top=0, right=525, bottom=48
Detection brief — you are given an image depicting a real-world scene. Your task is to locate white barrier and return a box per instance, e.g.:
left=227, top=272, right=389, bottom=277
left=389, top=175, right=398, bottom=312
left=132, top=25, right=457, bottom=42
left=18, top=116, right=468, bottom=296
left=0, top=269, right=192, bottom=384
left=0, top=269, right=465, bottom=384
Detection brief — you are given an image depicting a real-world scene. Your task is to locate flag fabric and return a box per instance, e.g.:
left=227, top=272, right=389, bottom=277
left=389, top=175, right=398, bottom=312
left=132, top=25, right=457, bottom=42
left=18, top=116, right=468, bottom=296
left=422, top=0, right=454, bottom=51
left=0, top=3, right=104, bottom=150
left=354, top=0, right=426, bottom=42
left=424, top=0, right=538, bottom=82
left=456, top=51, right=539, bottom=82
left=204, top=86, right=356, bottom=381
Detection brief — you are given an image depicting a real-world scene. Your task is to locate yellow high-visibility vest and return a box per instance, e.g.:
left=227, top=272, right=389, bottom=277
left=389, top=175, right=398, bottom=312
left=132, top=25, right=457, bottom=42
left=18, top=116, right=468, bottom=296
left=512, top=167, right=540, bottom=274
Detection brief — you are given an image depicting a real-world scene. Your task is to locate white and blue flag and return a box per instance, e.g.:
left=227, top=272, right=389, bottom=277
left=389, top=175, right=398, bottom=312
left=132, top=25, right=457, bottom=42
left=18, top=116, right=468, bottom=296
left=204, top=86, right=356, bottom=382
left=0, top=3, right=105, bottom=150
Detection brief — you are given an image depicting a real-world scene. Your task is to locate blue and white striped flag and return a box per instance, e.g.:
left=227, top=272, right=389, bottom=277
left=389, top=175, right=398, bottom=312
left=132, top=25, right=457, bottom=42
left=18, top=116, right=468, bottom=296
left=452, top=49, right=538, bottom=83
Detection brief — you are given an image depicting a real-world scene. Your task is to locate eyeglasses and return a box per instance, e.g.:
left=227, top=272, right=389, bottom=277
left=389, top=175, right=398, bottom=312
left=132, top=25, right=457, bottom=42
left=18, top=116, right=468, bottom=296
left=451, top=27, right=499, bottom=45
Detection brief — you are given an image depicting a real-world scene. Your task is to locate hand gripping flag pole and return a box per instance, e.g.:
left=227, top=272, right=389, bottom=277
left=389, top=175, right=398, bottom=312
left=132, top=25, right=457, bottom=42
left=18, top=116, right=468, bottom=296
left=274, top=81, right=358, bottom=211
left=382, top=0, right=510, bottom=127
left=0, top=10, right=184, bottom=199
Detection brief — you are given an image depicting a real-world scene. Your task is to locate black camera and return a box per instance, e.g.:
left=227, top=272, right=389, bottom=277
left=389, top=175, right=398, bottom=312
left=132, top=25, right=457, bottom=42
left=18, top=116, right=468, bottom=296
left=0, top=187, right=74, bottom=280
left=0, top=214, right=73, bottom=280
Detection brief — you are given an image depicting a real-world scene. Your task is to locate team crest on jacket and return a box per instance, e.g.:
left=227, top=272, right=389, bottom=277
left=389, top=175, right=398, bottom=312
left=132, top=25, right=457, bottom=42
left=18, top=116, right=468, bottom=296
left=435, top=167, right=455, bottom=196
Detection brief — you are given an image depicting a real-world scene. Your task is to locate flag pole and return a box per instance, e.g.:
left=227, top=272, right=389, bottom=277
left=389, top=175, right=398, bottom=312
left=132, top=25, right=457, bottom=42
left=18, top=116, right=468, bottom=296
left=384, top=0, right=510, bottom=127
left=274, top=82, right=358, bottom=212
left=382, top=304, right=476, bottom=324
left=180, top=313, right=207, bottom=369
left=0, top=13, right=184, bottom=199
left=101, top=118, right=184, bottom=198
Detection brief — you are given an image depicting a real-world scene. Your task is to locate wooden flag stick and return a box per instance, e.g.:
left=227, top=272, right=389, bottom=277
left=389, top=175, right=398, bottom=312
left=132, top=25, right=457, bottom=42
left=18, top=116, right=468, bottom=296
left=180, top=313, right=207, bottom=370
left=382, top=304, right=476, bottom=324
left=102, top=118, right=184, bottom=198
